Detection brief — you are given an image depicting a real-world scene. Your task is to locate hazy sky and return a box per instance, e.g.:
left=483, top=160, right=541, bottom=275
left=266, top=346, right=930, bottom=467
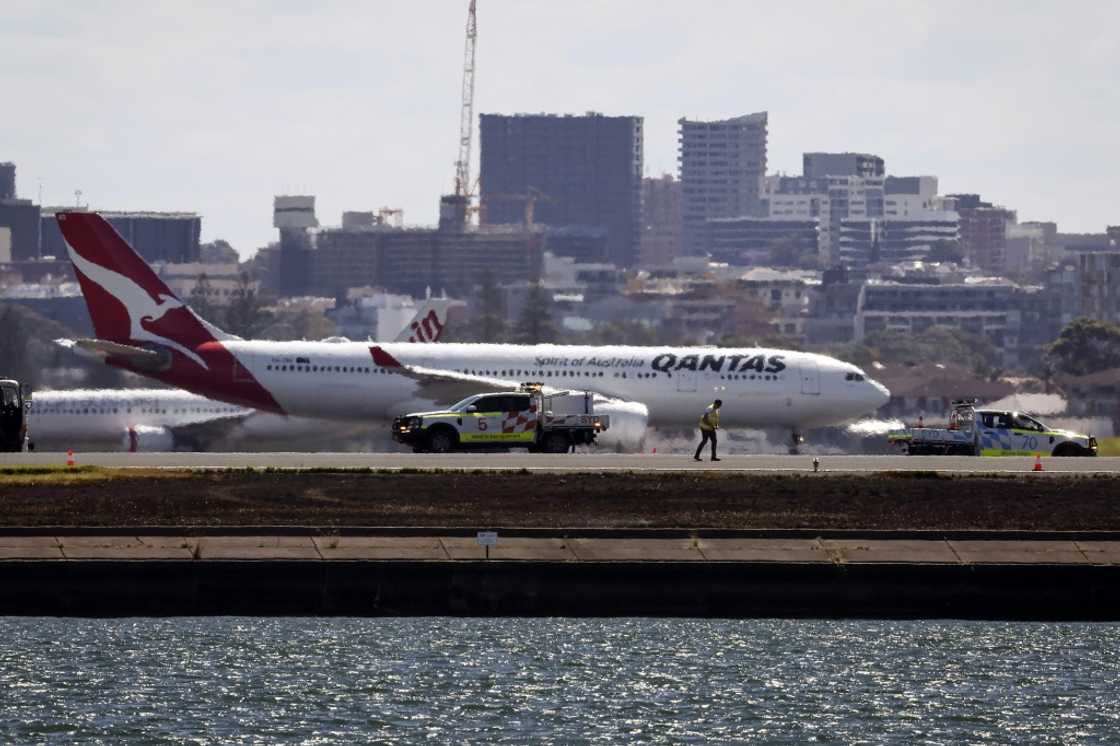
left=4, top=1, right=1117, bottom=258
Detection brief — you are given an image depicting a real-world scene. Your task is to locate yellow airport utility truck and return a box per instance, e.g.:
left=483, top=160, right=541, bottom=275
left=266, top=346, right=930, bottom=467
left=393, top=383, right=609, bottom=453
left=888, top=399, right=1097, bottom=456
left=0, top=378, right=32, bottom=452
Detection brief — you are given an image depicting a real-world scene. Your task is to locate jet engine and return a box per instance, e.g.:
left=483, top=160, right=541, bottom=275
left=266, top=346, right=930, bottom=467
left=591, top=395, right=649, bottom=452
left=120, top=425, right=174, bottom=452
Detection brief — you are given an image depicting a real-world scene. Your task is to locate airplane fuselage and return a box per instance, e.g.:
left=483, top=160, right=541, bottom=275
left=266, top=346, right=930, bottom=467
left=194, top=341, right=889, bottom=430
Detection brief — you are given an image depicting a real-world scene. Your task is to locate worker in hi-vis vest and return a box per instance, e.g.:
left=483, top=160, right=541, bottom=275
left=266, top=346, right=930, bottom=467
left=694, top=399, right=722, bottom=462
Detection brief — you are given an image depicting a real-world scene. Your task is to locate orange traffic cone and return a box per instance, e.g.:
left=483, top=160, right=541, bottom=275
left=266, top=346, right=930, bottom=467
left=66, top=449, right=75, bottom=468
left=1033, top=453, right=1043, bottom=472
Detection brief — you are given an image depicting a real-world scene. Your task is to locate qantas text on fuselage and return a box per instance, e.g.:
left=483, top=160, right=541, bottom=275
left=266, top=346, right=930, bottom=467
left=55, top=211, right=889, bottom=441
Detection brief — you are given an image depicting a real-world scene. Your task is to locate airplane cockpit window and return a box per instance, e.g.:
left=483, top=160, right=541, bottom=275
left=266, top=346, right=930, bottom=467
left=844, top=372, right=867, bottom=382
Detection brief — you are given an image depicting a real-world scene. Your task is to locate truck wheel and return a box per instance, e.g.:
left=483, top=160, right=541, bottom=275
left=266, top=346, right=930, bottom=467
left=426, top=428, right=458, bottom=454
left=542, top=432, right=570, bottom=454
left=1052, top=443, right=1088, bottom=457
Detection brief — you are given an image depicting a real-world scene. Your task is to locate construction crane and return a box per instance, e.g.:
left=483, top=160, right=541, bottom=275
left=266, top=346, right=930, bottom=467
left=454, top=0, right=477, bottom=198
left=439, top=0, right=478, bottom=233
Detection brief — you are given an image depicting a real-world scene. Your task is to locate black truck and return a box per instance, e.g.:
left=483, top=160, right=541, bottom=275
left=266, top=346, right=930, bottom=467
left=0, top=378, right=31, bottom=452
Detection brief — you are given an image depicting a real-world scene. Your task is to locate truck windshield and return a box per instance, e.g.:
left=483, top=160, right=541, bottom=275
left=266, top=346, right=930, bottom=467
left=0, top=385, right=17, bottom=408
left=1014, top=413, right=1046, bottom=432
left=448, top=395, right=479, bottom=412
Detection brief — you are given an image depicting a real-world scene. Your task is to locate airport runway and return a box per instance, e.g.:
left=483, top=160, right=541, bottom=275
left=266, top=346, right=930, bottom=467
left=4, top=452, right=1120, bottom=473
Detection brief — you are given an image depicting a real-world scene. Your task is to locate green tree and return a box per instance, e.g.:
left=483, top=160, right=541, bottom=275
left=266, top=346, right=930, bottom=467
left=586, top=320, right=659, bottom=346
left=0, top=303, right=94, bottom=388
left=512, top=283, right=557, bottom=344
left=190, top=273, right=222, bottom=326
left=475, top=271, right=507, bottom=343
left=863, top=327, right=1001, bottom=379
left=223, top=272, right=271, bottom=338
left=1044, top=317, right=1120, bottom=377
left=199, top=239, right=239, bottom=264
left=927, top=239, right=964, bottom=264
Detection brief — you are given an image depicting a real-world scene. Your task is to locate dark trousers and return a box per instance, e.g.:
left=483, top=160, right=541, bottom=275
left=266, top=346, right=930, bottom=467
left=695, top=429, right=717, bottom=459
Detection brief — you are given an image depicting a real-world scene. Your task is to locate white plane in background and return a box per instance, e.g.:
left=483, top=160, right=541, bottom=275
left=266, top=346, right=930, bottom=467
left=39, top=298, right=458, bottom=451
left=56, top=212, right=889, bottom=450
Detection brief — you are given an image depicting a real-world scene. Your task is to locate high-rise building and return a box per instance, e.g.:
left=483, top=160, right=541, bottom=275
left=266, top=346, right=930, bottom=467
left=479, top=112, right=643, bottom=267
left=39, top=209, right=200, bottom=265
left=943, top=194, right=1015, bottom=275
left=0, top=163, right=15, bottom=201
left=763, top=173, right=885, bottom=266
left=1079, top=251, right=1120, bottom=324
left=884, top=176, right=939, bottom=217
left=639, top=174, right=681, bottom=266
left=678, top=112, right=768, bottom=255
left=272, top=195, right=318, bottom=296
left=0, top=162, right=41, bottom=261
left=838, top=212, right=960, bottom=269
left=803, top=152, right=884, bottom=179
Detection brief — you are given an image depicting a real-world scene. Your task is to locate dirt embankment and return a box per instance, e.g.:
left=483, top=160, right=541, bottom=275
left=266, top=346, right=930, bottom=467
left=1, top=470, right=1118, bottom=530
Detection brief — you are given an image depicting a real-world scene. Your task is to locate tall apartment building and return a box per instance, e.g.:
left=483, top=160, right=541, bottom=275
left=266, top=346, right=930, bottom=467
left=803, top=152, right=884, bottom=179
left=0, top=163, right=15, bottom=200
left=838, top=212, right=960, bottom=269
left=884, top=176, right=939, bottom=217
left=1080, top=251, right=1120, bottom=324
left=678, top=112, right=768, bottom=255
left=639, top=174, right=681, bottom=267
left=942, top=194, right=1015, bottom=275
left=763, top=173, right=884, bottom=265
left=0, top=162, right=41, bottom=261
left=479, top=113, right=643, bottom=267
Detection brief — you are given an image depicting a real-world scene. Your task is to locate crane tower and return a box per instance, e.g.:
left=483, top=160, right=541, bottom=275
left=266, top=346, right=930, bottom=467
left=456, top=0, right=477, bottom=196
left=440, top=0, right=477, bottom=232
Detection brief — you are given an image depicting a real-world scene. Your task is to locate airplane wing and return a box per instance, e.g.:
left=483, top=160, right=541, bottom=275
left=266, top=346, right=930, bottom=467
left=370, top=345, right=524, bottom=405
left=166, top=411, right=255, bottom=451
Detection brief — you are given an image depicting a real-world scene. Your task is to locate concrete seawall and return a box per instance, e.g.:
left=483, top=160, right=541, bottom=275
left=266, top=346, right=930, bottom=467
left=3, top=530, right=1120, bottom=619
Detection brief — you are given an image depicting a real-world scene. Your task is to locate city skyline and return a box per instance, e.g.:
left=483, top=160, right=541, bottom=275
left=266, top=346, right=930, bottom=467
left=3, top=1, right=1117, bottom=258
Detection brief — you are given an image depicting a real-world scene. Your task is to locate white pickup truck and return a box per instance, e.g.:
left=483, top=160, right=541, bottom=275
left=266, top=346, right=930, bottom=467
left=392, top=383, right=609, bottom=454
left=888, top=400, right=1098, bottom=457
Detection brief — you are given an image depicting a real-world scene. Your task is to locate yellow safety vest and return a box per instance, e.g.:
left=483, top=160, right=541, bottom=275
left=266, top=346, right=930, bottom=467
left=699, top=406, right=719, bottom=431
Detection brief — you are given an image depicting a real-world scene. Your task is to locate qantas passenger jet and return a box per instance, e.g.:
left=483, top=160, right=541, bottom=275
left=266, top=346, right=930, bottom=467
left=56, top=212, right=889, bottom=449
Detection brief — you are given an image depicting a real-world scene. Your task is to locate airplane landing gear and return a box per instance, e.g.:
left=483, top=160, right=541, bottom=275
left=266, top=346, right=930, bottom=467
left=788, top=430, right=804, bottom=455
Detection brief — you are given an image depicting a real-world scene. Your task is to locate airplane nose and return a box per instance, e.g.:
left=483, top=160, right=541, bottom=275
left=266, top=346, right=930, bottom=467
left=868, top=378, right=890, bottom=408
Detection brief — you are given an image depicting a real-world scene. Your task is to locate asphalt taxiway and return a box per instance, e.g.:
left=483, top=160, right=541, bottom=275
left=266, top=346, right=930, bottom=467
left=4, top=452, right=1120, bottom=473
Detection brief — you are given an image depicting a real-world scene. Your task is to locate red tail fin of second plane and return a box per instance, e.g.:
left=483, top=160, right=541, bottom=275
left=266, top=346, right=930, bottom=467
left=57, top=212, right=217, bottom=368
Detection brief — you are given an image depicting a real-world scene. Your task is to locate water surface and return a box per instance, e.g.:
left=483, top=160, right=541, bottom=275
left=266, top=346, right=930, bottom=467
left=1, top=618, right=1118, bottom=743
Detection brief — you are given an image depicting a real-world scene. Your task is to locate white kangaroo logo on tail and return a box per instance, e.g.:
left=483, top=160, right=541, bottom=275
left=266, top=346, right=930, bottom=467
left=67, top=244, right=210, bottom=369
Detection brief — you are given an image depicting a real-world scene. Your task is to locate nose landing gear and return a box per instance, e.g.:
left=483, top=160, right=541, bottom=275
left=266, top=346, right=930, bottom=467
left=789, top=430, right=804, bottom=455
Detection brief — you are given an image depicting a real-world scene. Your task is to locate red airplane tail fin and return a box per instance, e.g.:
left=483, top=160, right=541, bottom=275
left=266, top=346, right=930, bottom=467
left=56, top=212, right=217, bottom=367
